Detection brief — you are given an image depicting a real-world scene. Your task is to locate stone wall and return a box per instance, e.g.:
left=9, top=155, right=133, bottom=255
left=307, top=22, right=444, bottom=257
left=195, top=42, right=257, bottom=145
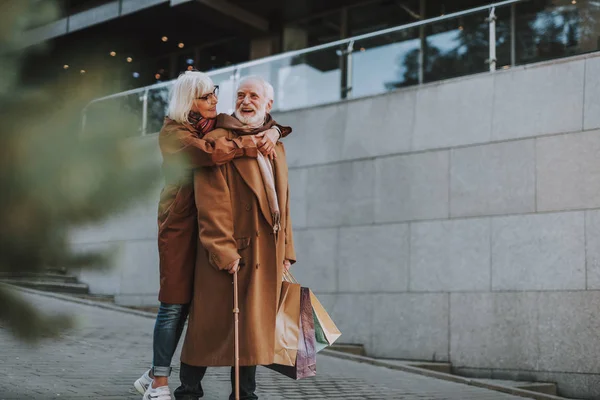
left=72, top=52, right=600, bottom=398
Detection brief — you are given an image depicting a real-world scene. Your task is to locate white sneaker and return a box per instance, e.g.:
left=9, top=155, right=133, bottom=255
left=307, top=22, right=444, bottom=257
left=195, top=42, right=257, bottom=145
left=143, top=385, right=172, bottom=400
left=134, top=369, right=152, bottom=395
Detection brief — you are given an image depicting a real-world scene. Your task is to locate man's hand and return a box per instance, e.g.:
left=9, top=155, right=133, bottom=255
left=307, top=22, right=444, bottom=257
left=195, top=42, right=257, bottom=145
left=255, top=128, right=279, bottom=160
left=227, top=258, right=240, bottom=274
left=283, top=259, right=291, bottom=272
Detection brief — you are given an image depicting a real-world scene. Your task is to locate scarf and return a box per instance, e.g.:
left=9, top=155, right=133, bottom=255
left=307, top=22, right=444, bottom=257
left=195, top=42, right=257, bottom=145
left=188, top=110, right=216, bottom=136
left=216, top=113, right=288, bottom=233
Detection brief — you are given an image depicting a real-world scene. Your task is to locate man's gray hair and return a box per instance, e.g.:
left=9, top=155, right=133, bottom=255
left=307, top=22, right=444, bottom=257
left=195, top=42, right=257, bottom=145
left=238, top=76, right=274, bottom=101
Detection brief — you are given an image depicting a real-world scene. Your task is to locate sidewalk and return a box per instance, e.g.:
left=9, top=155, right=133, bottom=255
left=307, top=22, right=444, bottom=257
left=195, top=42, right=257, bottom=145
left=0, top=289, right=531, bottom=400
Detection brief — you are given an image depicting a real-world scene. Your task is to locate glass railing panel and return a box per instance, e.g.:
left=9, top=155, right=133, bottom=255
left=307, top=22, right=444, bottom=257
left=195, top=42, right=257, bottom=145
left=237, top=46, right=342, bottom=112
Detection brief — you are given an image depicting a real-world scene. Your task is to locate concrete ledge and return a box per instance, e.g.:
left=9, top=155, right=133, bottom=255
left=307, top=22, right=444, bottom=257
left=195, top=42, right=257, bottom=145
left=0, top=283, right=156, bottom=319
left=320, top=349, right=572, bottom=400
left=476, top=380, right=557, bottom=396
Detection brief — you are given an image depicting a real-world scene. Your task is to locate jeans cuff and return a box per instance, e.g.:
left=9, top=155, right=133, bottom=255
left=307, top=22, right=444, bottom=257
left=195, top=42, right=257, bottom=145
left=153, top=366, right=172, bottom=377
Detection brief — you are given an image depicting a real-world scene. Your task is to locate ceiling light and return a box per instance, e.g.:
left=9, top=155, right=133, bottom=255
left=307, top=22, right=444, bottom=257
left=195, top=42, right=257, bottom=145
left=109, top=51, right=116, bottom=56
left=126, top=57, right=133, bottom=63
left=178, top=42, right=185, bottom=48
left=63, top=64, right=69, bottom=69
left=133, top=72, right=140, bottom=78
left=155, top=73, right=161, bottom=79
left=162, top=36, right=168, bottom=42
left=80, top=69, right=86, bottom=74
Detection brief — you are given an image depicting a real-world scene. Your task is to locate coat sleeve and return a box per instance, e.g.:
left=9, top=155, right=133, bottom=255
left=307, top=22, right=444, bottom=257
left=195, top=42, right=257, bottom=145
left=159, top=119, right=258, bottom=167
left=194, top=165, right=240, bottom=271
left=275, top=123, right=292, bottom=139
left=284, top=183, right=296, bottom=264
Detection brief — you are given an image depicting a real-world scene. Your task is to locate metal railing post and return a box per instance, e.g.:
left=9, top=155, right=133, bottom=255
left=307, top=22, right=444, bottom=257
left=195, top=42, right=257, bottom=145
left=81, top=107, right=87, bottom=136
left=345, top=40, right=354, bottom=99
left=418, top=0, right=426, bottom=84
left=510, top=3, right=516, bottom=66
left=488, top=6, right=497, bottom=71
left=141, top=88, right=148, bottom=136
left=336, top=40, right=354, bottom=99
left=232, top=67, right=240, bottom=113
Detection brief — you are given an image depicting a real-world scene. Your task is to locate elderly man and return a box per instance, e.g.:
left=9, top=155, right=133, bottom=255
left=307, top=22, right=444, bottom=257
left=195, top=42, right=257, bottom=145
left=176, top=76, right=296, bottom=400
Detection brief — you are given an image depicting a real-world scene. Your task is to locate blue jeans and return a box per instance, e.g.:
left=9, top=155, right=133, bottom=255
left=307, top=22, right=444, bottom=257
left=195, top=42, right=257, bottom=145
left=152, top=303, right=189, bottom=377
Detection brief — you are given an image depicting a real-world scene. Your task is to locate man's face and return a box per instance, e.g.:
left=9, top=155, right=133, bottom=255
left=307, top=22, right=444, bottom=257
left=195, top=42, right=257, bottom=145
left=235, top=80, right=273, bottom=126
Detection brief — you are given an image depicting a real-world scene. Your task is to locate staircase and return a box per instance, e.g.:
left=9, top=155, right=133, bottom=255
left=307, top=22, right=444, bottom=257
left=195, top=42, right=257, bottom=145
left=0, top=269, right=90, bottom=295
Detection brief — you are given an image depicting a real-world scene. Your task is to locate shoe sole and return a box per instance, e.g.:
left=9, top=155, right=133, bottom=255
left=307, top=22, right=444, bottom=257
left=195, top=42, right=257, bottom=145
left=134, top=379, right=148, bottom=396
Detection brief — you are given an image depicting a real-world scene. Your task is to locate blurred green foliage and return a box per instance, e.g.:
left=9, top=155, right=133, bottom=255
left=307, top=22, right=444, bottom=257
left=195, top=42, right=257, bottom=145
left=0, top=0, right=160, bottom=342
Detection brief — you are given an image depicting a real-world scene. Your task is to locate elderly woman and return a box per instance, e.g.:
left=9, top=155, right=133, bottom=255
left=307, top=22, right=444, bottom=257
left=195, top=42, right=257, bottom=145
left=133, top=71, right=289, bottom=400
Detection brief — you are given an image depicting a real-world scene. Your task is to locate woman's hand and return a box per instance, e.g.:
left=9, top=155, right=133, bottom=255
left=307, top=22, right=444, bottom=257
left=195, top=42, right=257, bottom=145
left=254, top=128, right=280, bottom=160
left=283, top=259, right=291, bottom=272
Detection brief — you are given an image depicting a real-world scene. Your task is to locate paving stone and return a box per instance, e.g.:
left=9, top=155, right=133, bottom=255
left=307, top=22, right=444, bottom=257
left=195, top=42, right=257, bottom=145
left=0, top=290, right=529, bottom=400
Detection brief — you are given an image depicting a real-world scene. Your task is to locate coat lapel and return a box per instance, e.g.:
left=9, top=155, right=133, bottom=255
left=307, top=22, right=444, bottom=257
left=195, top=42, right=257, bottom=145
left=231, top=157, right=274, bottom=227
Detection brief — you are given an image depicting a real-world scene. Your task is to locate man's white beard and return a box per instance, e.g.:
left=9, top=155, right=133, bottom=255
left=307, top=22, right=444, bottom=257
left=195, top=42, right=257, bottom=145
left=235, top=105, right=266, bottom=128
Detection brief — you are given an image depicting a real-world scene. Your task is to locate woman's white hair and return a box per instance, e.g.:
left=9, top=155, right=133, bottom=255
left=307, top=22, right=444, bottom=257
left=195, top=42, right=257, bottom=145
left=167, top=71, right=214, bottom=123
left=238, top=76, right=274, bottom=101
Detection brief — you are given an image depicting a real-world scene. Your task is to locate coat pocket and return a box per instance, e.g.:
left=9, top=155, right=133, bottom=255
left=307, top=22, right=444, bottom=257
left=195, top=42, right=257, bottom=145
left=158, top=184, right=194, bottom=228
left=158, top=184, right=180, bottom=219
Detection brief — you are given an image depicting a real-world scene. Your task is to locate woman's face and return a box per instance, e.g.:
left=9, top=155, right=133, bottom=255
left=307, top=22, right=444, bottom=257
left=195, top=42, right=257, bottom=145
left=191, top=86, right=218, bottom=119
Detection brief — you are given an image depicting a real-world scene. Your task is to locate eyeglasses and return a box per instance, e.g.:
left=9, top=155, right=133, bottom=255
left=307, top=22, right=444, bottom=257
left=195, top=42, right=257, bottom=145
left=197, top=85, right=219, bottom=101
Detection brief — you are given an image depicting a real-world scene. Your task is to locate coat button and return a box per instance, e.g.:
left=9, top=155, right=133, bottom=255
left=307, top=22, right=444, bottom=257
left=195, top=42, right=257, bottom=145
left=245, top=203, right=252, bottom=211
left=256, top=230, right=260, bottom=237
left=255, top=263, right=260, bottom=269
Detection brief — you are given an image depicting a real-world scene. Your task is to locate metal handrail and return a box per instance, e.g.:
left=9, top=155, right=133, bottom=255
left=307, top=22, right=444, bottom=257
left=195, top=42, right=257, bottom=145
left=86, top=0, right=528, bottom=106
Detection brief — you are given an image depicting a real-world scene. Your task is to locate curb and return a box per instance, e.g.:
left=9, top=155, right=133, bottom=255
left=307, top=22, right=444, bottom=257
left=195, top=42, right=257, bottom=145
left=320, top=350, right=572, bottom=400
left=1, top=283, right=157, bottom=319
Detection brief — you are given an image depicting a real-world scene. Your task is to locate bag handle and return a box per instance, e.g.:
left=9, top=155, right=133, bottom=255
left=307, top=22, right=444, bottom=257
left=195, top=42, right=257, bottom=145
left=283, top=269, right=299, bottom=284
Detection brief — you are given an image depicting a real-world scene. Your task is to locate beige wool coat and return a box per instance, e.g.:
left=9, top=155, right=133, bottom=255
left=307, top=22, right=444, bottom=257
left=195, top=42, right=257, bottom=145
left=181, top=127, right=296, bottom=367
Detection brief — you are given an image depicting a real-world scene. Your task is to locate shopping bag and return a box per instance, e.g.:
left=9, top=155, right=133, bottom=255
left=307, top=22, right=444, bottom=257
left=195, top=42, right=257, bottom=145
left=266, top=287, right=317, bottom=379
left=283, top=270, right=342, bottom=349
left=313, top=313, right=329, bottom=353
left=272, top=281, right=302, bottom=367
left=310, top=291, right=342, bottom=347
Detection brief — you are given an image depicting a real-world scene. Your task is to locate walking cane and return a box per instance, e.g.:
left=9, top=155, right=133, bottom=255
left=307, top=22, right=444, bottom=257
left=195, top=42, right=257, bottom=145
left=233, top=270, right=240, bottom=400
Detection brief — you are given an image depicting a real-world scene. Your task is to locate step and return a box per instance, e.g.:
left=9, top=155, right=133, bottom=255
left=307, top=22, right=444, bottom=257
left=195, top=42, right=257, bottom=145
left=328, top=344, right=366, bottom=356
left=70, top=293, right=115, bottom=303
left=324, top=351, right=571, bottom=400
left=375, top=359, right=452, bottom=374
left=1, top=280, right=89, bottom=295
left=475, top=379, right=558, bottom=396
left=0, top=272, right=79, bottom=283
left=373, top=360, right=560, bottom=395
